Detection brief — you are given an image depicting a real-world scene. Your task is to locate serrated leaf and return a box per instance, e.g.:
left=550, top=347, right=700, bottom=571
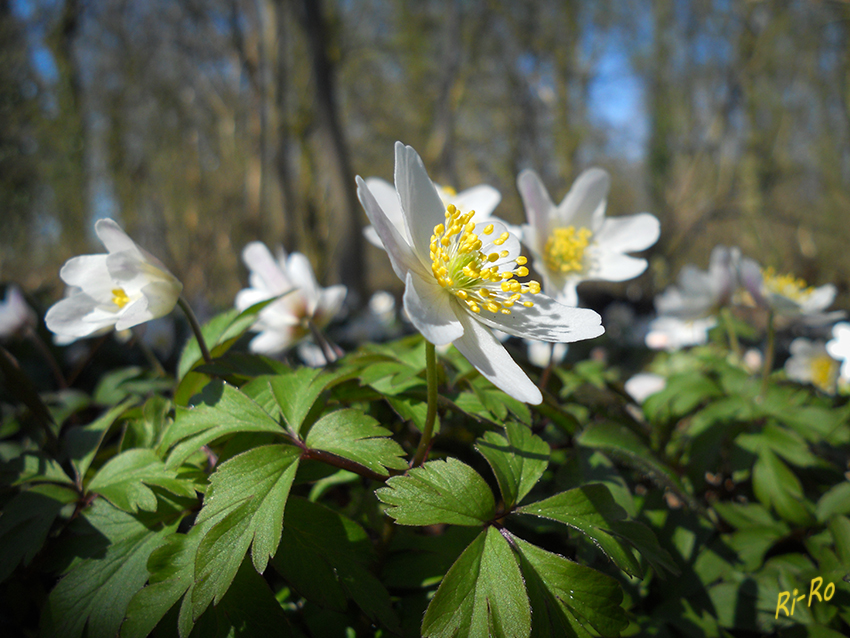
left=376, top=458, right=495, bottom=526
left=608, top=520, right=680, bottom=576
left=192, top=444, right=300, bottom=618
left=0, top=484, right=77, bottom=583
left=272, top=497, right=399, bottom=631
left=641, top=372, right=722, bottom=423
left=422, top=527, right=530, bottom=638
left=387, top=394, right=435, bottom=434
left=88, top=449, right=197, bottom=513
left=40, top=499, right=179, bottom=638
left=816, top=481, right=850, bottom=522
left=65, top=398, right=137, bottom=481
left=475, top=421, right=549, bottom=508
left=752, top=447, right=813, bottom=526
left=513, top=534, right=628, bottom=637
left=735, top=423, right=822, bottom=468
left=305, top=408, right=407, bottom=476
left=268, top=367, right=351, bottom=434
left=516, top=484, right=642, bottom=577
left=163, top=381, right=285, bottom=468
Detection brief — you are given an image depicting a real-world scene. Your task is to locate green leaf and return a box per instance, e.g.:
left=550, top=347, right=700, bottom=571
left=272, top=497, right=399, bottom=631
left=268, top=367, right=352, bottom=434
left=516, top=484, right=642, bottom=577
left=641, top=372, right=722, bottom=423
left=376, top=458, right=495, bottom=526
left=88, top=449, right=197, bottom=513
left=816, top=481, right=850, bottom=522
left=40, top=499, right=179, bottom=638
left=422, top=527, right=531, bottom=638
left=192, top=444, right=300, bottom=618
left=0, top=451, right=74, bottom=487
left=65, top=398, right=137, bottom=481
left=735, top=423, right=822, bottom=468
left=752, top=447, right=813, bottom=526
left=475, top=421, right=549, bottom=507
left=305, top=408, right=407, bottom=476
left=513, top=534, right=628, bottom=637
left=0, top=484, right=77, bottom=583
left=608, top=520, right=680, bottom=577
left=163, top=381, right=285, bottom=468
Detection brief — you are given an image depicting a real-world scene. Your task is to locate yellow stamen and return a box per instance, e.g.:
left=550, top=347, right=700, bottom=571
left=811, top=355, right=838, bottom=393
left=112, top=288, right=130, bottom=309
left=761, top=267, right=814, bottom=302
left=543, top=226, right=593, bottom=274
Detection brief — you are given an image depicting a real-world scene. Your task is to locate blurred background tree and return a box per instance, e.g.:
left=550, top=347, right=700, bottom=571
left=2, top=0, right=849, bottom=313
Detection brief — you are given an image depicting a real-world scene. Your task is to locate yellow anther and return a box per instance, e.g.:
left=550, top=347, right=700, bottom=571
left=761, top=267, right=814, bottom=302
left=483, top=224, right=494, bottom=235
left=515, top=256, right=527, bottom=266
left=493, top=232, right=510, bottom=246
left=544, top=226, right=592, bottom=274
left=486, top=302, right=500, bottom=313
left=516, top=266, right=529, bottom=277
left=500, top=309, right=511, bottom=315
left=447, top=204, right=457, bottom=214
left=523, top=301, right=534, bottom=307
left=487, top=252, right=499, bottom=263
left=500, top=251, right=509, bottom=259
left=112, top=288, right=130, bottom=309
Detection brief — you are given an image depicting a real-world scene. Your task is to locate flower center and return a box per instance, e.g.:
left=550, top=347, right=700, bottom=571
left=112, top=288, right=130, bottom=309
left=761, top=268, right=813, bottom=302
left=543, top=226, right=592, bottom=274
left=429, top=204, right=540, bottom=315
left=810, top=354, right=838, bottom=392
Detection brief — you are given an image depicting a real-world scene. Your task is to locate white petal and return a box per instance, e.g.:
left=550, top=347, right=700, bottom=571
left=242, top=242, right=291, bottom=294
left=59, top=255, right=113, bottom=300
left=453, top=185, right=501, bottom=219
left=235, top=288, right=273, bottom=312
left=471, top=292, right=604, bottom=343
left=139, top=279, right=181, bottom=319
left=45, top=294, right=116, bottom=338
left=95, top=219, right=142, bottom=256
left=363, top=226, right=384, bottom=249
left=804, top=284, right=836, bottom=313
left=286, top=252, right=320, bottom=313
left=364, top=177, right=407, bottom=242
left=114, top=296, right=154, bottom=330
left=393, top=142, right=446, bottom=265
left=356, top=176, right=427, bottom=281
left=527, top=340, right=568, bottom=368
left=558, top=168, right=610, bottom=230
left=249, top=329, right=294, bottom=355
left=517, top=170, right=555, bottom=240
left=625, top=373, right=666, bottom=404
left=452, top=310, right=542, bottom=404
left=402, top=272, right=464, bottom=346
left=314, top=285, right=347, bottom=328
left=594, top=213, right=660, bottom=254
left=591, top=251, right=648, bottom=282
left=737, top=257, right=764, bottom=303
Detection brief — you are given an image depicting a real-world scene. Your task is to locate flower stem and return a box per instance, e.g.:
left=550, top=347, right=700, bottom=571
left=307, top=319, right=339, bottom=364
left=759, top=309, right=775, bottom=401
left=412, top=341, right=438, bottom=467
left=538, top=342, right=556, bottom=392
left=721, top=307, right=741, bottom=359
left=177, top=296, right=212, bottom=365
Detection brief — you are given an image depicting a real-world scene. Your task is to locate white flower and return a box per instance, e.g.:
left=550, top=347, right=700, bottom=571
left=526, top=340, right=568, bottom=368
left=363, top=177, right=501, bottom=251
left=785, top=338, right=839, bottom=394
left=645, top=316, right=717, bottom=351
left=655, top=246, right=740, bottom=319
left=826, top=322, right=850, bottom=383
left=356, top=142, right=604, bottom=404
left=235, top=242, right=346, bottom=355
left=0, top=285, right=36, bottom=338
left=516, top=168, right=660, bottom=307
left=625, top=372, right=666, bottom=404
left=738, top=259, right=836, bottom=320
left=45, top=219, right=182, bottom=340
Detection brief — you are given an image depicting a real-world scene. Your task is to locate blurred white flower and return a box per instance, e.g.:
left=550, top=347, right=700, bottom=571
left=526, top=340, right=568, bottom=368
left=738, top=259, right=836, bottom=320
left=356, top=142, right=604, bottom=404
left=625, top=372, right=666, bottom=404
left=655, top=246, right=740, bottom=319
left=826, top=322, right=850, bottom=383
left=45, top=219, right=182, bottom=341
left=785, top=338, right=839, bottom=394
left=235, top=242, right=347, bottom=355
left=0, top=285, right=36, bottom=338
left=645, top=316, right=717, bottom=351
left=339, top=290, right=399, bottom=343
left=516, top=168, right=659, bottom=307
left=743, top=348, right=763, bottom=373
left=363, top=177, right=501, bottom=251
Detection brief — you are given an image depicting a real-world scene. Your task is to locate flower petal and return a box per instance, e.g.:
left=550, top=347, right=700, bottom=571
left=114, top=296, right=153, bottom=330
left=59, top=255, right=112, bottom=300
left=594, top=213, right=660, bottom=254
left=364, top=177, right=407, bottom=244
left=393, top=142, right=445, bottom=266
left=403, top=272, right=464, bottom=346
left=452, top=310, right=542, bottom=404
left=45, top=293, right=116, bottom=338
left=557, top=168, right=610, bottom=230
left=453, top=185, right=501, bottom=219
left=95, top=219, right=142, bottom=256
left=517, top=169, right=555, bottom=241
left=590, top=251, right=648, bottom=282
left=139, top=279, right=181, bottom=320
left=249, top=329, right=294, bottom=355
left=356, top=176, right=427, bottom=281
left=804, top=284, right=836, bottom=313
left=471, top=292, right=604, bottom=343
left=286, top=252, right=320, bottom=313
left=242, top=242, right=291, bottom=294
left=314, top=284, right=347, bottom=328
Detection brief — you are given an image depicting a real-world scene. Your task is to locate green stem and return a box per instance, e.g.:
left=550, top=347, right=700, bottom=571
left=759, top=309, right=775, bottom=401
left=412, top=341, right=438, bottom=467
left=307, top=319, right=338, bottom=364
left=721, top=307, right=741, bottom=359
left=177, top=296, right=212, bottom=365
